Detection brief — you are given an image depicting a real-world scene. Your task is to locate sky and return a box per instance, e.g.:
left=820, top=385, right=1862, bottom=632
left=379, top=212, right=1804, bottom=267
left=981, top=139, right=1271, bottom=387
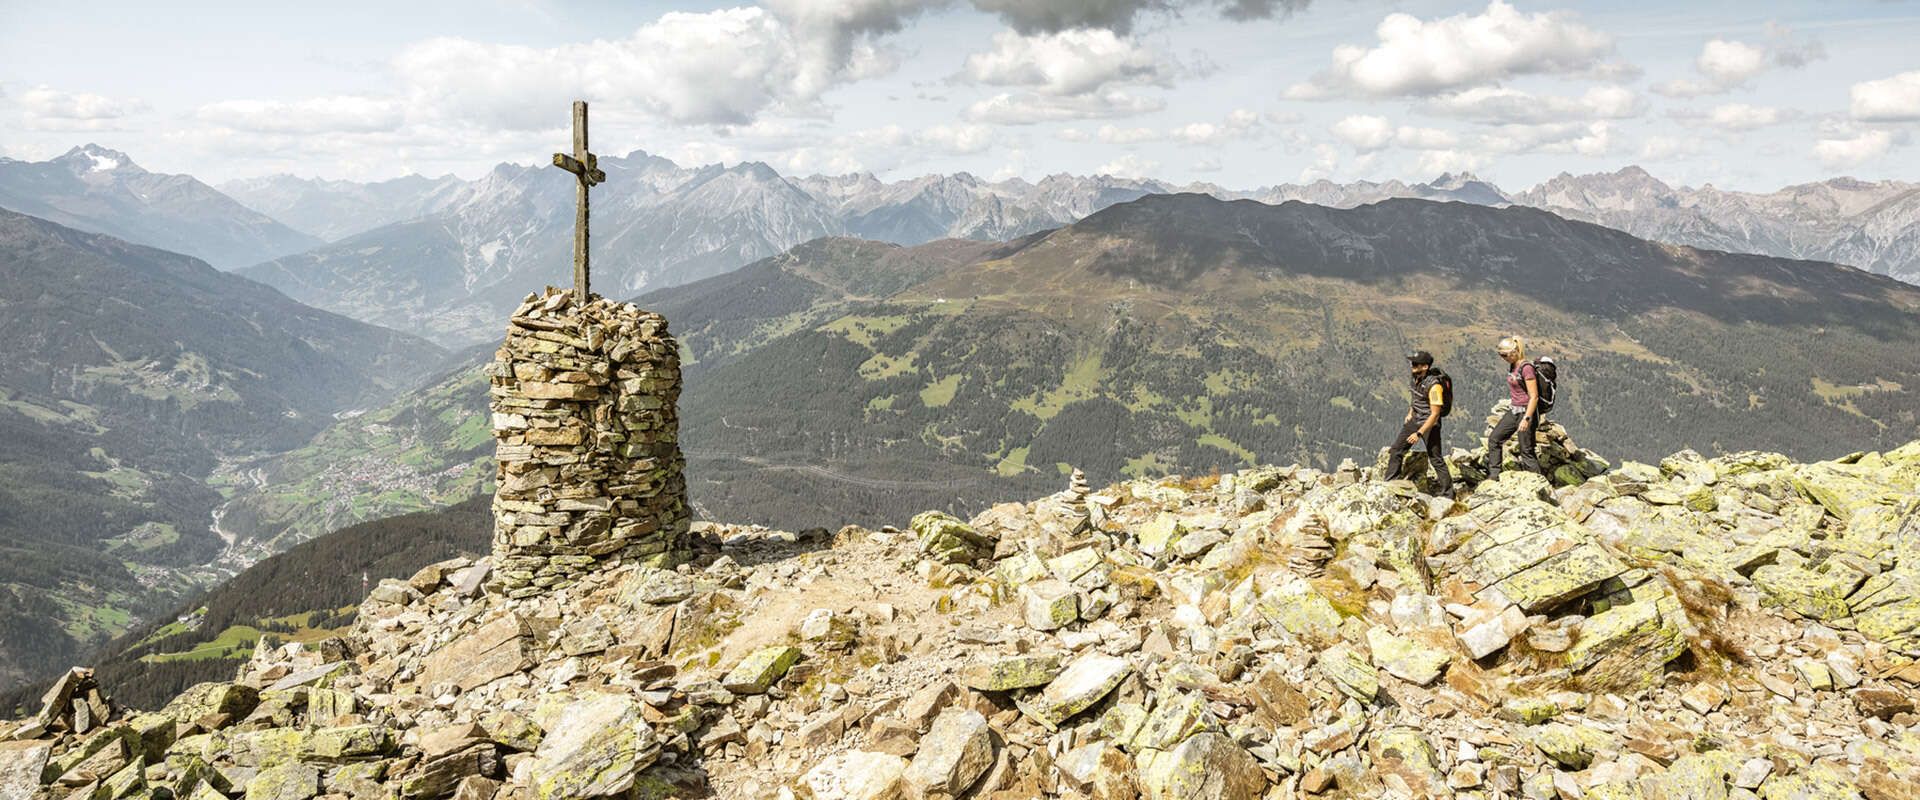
left=1, top=0, right=1916, bottom=192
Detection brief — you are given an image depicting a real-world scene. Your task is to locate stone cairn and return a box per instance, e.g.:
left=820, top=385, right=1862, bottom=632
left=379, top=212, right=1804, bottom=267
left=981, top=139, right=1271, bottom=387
left=487, top=286, right=688, bottom=597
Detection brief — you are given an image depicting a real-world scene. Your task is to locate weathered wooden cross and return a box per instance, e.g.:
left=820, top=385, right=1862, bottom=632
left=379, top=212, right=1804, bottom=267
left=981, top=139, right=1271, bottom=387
left=551, top=100, right=606, bottom=305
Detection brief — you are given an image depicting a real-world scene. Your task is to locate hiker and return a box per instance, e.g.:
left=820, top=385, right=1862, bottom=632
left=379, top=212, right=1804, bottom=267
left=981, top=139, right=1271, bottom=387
left=1384, top=350, right=1453, bottom=495
left=1484, top=336, right=1543, bottom=480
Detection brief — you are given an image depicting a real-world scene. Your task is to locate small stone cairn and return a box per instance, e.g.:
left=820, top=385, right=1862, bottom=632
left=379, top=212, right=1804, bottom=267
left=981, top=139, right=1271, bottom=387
left=487, top=286, right=689, bottom=597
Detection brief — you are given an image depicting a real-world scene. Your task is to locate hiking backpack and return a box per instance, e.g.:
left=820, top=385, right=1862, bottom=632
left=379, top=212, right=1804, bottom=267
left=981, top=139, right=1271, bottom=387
left=1533, top=357, right=1558, bottom=415
left=1429, top=369, right=1455, bottom=418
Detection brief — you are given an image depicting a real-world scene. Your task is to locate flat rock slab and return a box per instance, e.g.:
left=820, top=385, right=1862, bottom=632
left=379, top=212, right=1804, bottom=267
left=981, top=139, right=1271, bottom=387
left=802, top=750, right=908, bottom=800
left=722, top=646, right=802, bottom=695
left=958, top=653, right=1064, bottom=692
left=903, top=709, right=994, bottom=799
left=0, top=739, right=53, bottom=800
left=1021, top=653, right=1133, bottom=729
left=529, top=695, right=660, bottom=800
left=420, top=615, right=535, bottom=691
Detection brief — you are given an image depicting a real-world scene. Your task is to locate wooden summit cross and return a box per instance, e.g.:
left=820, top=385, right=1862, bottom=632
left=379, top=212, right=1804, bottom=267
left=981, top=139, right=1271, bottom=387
left=552, top=100, right=606, bottom=305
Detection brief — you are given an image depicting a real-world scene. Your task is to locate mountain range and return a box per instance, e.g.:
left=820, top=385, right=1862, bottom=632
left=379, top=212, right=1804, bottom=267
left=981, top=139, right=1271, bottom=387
left=218, top=156, right=1918, bottom=346
left=7, top=144, right=1916, bottom=346
left=0, top=145, right=321, bottom=269
left=211, top=193, right=1920, bottom=563
left=0, top=208, right=442, bottom=694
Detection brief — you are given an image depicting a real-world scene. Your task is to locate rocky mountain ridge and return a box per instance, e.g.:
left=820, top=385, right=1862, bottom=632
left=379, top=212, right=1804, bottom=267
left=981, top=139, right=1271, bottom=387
left=216, top=150, right=1919, bottom=345
left=3, top=427, right=1917, bottom=799
left=0, top=146, right=321, bottom=270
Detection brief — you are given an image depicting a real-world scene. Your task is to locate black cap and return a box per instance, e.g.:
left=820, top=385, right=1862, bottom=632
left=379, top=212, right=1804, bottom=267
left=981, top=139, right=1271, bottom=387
left=1406, top=350, right=1434, bottom=366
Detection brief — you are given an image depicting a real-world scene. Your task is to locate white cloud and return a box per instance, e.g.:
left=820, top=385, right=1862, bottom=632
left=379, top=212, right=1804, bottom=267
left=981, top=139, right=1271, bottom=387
left=1423, top=85, right=1642, bottom=124
left=915, top=123, right=995, bottom=153
left=1416, top=149, right=1485, bottom=176
left=1191, top=156, right=1222, bottom=172
left=197, top=96, right=404, bottom=134
left=1096, top=152, right=1159, bottom=178
left=1480, top=121, right=1616, bottom=156
left=1653, top=28, right=1825, bottom=98
left=1285, top=1, right=1617, bottom=99
left=1167, top=108, right=1261, bottom=144
left=1055, top=127, right=1092, bottom=142
left=393, top=7, right=908, bottom=129
left=1850, top=70, right=1920, bottom=123
left=970, top=0, right=1313, bottom=35
left=964, top=89, right=1164, bottom=124
left=1813, top=129, right=1896, bottom=168
left=1638, top=136, right=1704, bottom=161
left=1331, top=115, right=1456, bottom=153
left=963, top=29, right=1179, bottom=96
left=1704, top=103, right=1787, bottom=131
left=1331, top=115, right=1394, bottom=151
left=1097, top=125, right=1158, bottom=144
left=18, top=86, right=145, bottom=122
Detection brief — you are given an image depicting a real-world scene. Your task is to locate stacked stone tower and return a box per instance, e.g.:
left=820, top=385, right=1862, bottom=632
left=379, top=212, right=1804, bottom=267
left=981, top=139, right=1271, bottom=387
left=487, top=286, right=688, bottom=597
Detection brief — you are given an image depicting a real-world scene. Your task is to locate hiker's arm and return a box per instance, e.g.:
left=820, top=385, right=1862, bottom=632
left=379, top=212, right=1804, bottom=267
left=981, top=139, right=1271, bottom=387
left=1418, top=384, right=1443, bottom=434
left=1521, top=374, right=1539, bottom=428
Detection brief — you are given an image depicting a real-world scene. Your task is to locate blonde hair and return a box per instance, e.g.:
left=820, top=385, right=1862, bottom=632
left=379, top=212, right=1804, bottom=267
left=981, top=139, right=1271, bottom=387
left=1497, top=336, right=1527, bottom=359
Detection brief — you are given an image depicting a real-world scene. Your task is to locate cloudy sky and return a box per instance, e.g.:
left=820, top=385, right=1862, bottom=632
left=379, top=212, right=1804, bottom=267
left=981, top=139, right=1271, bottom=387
left=2, top=0, right=1916, bottom=191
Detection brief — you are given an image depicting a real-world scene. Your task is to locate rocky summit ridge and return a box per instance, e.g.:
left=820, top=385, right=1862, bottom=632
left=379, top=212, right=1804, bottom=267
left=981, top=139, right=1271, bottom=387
left=4, top=432, right=1920, bottom=800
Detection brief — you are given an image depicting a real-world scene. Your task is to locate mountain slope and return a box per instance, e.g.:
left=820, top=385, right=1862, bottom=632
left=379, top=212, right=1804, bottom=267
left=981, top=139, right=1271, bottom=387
left=218, top=173, right=471, bottom=241
left=0, top=208, right=444, bottom=694
left=1516, top=167, right=1920, bottom=283
left=0, top=145, right=321, bottom=269
left=222, top=195, right=1920, bottom=548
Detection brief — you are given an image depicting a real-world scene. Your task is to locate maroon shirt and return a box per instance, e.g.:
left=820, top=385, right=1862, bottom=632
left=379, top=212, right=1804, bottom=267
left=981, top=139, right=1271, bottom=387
left=1507, top=362, right=1537, bottom=408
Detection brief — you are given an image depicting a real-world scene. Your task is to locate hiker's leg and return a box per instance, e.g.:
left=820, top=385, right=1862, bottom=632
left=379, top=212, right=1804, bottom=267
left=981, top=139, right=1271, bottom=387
left=1485, top=410, right=1519, bottom=480
left=1384, top=420, right=1418, bottom=480
left=1425, top=422, right=1452, bottom=495
left=1515, top=412, right=1542, bottom=474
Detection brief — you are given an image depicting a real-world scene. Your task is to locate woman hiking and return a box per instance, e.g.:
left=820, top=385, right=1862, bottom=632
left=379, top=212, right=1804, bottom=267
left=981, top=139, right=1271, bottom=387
left=1484, top=336, right=1543, bottom=481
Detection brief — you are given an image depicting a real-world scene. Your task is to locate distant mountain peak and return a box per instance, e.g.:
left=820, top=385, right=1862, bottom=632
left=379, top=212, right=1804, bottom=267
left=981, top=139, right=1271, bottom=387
left=59, top=143, right=139, bottom=174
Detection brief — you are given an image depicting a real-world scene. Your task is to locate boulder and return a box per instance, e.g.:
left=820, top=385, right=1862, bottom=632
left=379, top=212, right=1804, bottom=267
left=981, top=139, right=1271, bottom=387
left=1021, top=654, right=1133, bottom=729
left=1136, top=732, right=1269, bottom=800
left=902, top=709, right=994, bottom=799
left=801, top=750, right=909, bottom=800
left=528, top=695, right=661, bottom=800
left=1022, top=580, right=1081, bottom=631
left=419, top=615, right=536, bottom=691
left=958, top=653, right=1065, bottom=692
left=722, top=646, right=802, bottom=694
left=1366, top=627, right=1451, bottom=686
left=0, top=739, right=53, bottom=800
left=245, top=762, right=321, bottom=800
left=913, top=511, right=995, bottom=565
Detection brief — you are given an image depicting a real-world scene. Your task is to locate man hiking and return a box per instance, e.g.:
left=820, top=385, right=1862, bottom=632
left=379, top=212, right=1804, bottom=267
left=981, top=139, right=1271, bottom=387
left=1384, top=350, right=1452, bottom=496
left=1484, top=336, right=1543, bottom=481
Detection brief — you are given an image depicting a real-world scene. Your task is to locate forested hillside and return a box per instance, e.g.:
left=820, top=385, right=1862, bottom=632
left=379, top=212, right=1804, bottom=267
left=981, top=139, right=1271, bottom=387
left=0, top=496, right=491, bottom=714
left=0, top=208, right=442, bottom=695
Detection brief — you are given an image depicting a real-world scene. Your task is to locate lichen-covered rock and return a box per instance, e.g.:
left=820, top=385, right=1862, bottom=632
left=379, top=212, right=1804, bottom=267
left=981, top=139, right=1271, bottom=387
left=0, top=739, right=53, bottom=800
left=527, top=695, right=660, bottom=800
left=958, top=653, right=1064, bottom=692
left=1021, top=579, right=1080, bottom=631
left=1136, top=732, right=1269, bottom=800
left=1021, top=653, right=1133, bottom=729
left=245, top=761, right=320, bottom=800
left=1366, top=627, right=1450, bottom=686
left=721, top=646, right=802, bottom=694
left=912, top=511, right=995, bottom=565
left=1565, top=594, right=1688, bottom=690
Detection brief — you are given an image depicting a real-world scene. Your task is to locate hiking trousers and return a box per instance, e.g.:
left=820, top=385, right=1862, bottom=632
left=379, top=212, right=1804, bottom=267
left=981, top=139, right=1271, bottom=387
left=1386, top=419, right=1452, bottom=495
left=1485, top=408, right=1541, bottom=480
